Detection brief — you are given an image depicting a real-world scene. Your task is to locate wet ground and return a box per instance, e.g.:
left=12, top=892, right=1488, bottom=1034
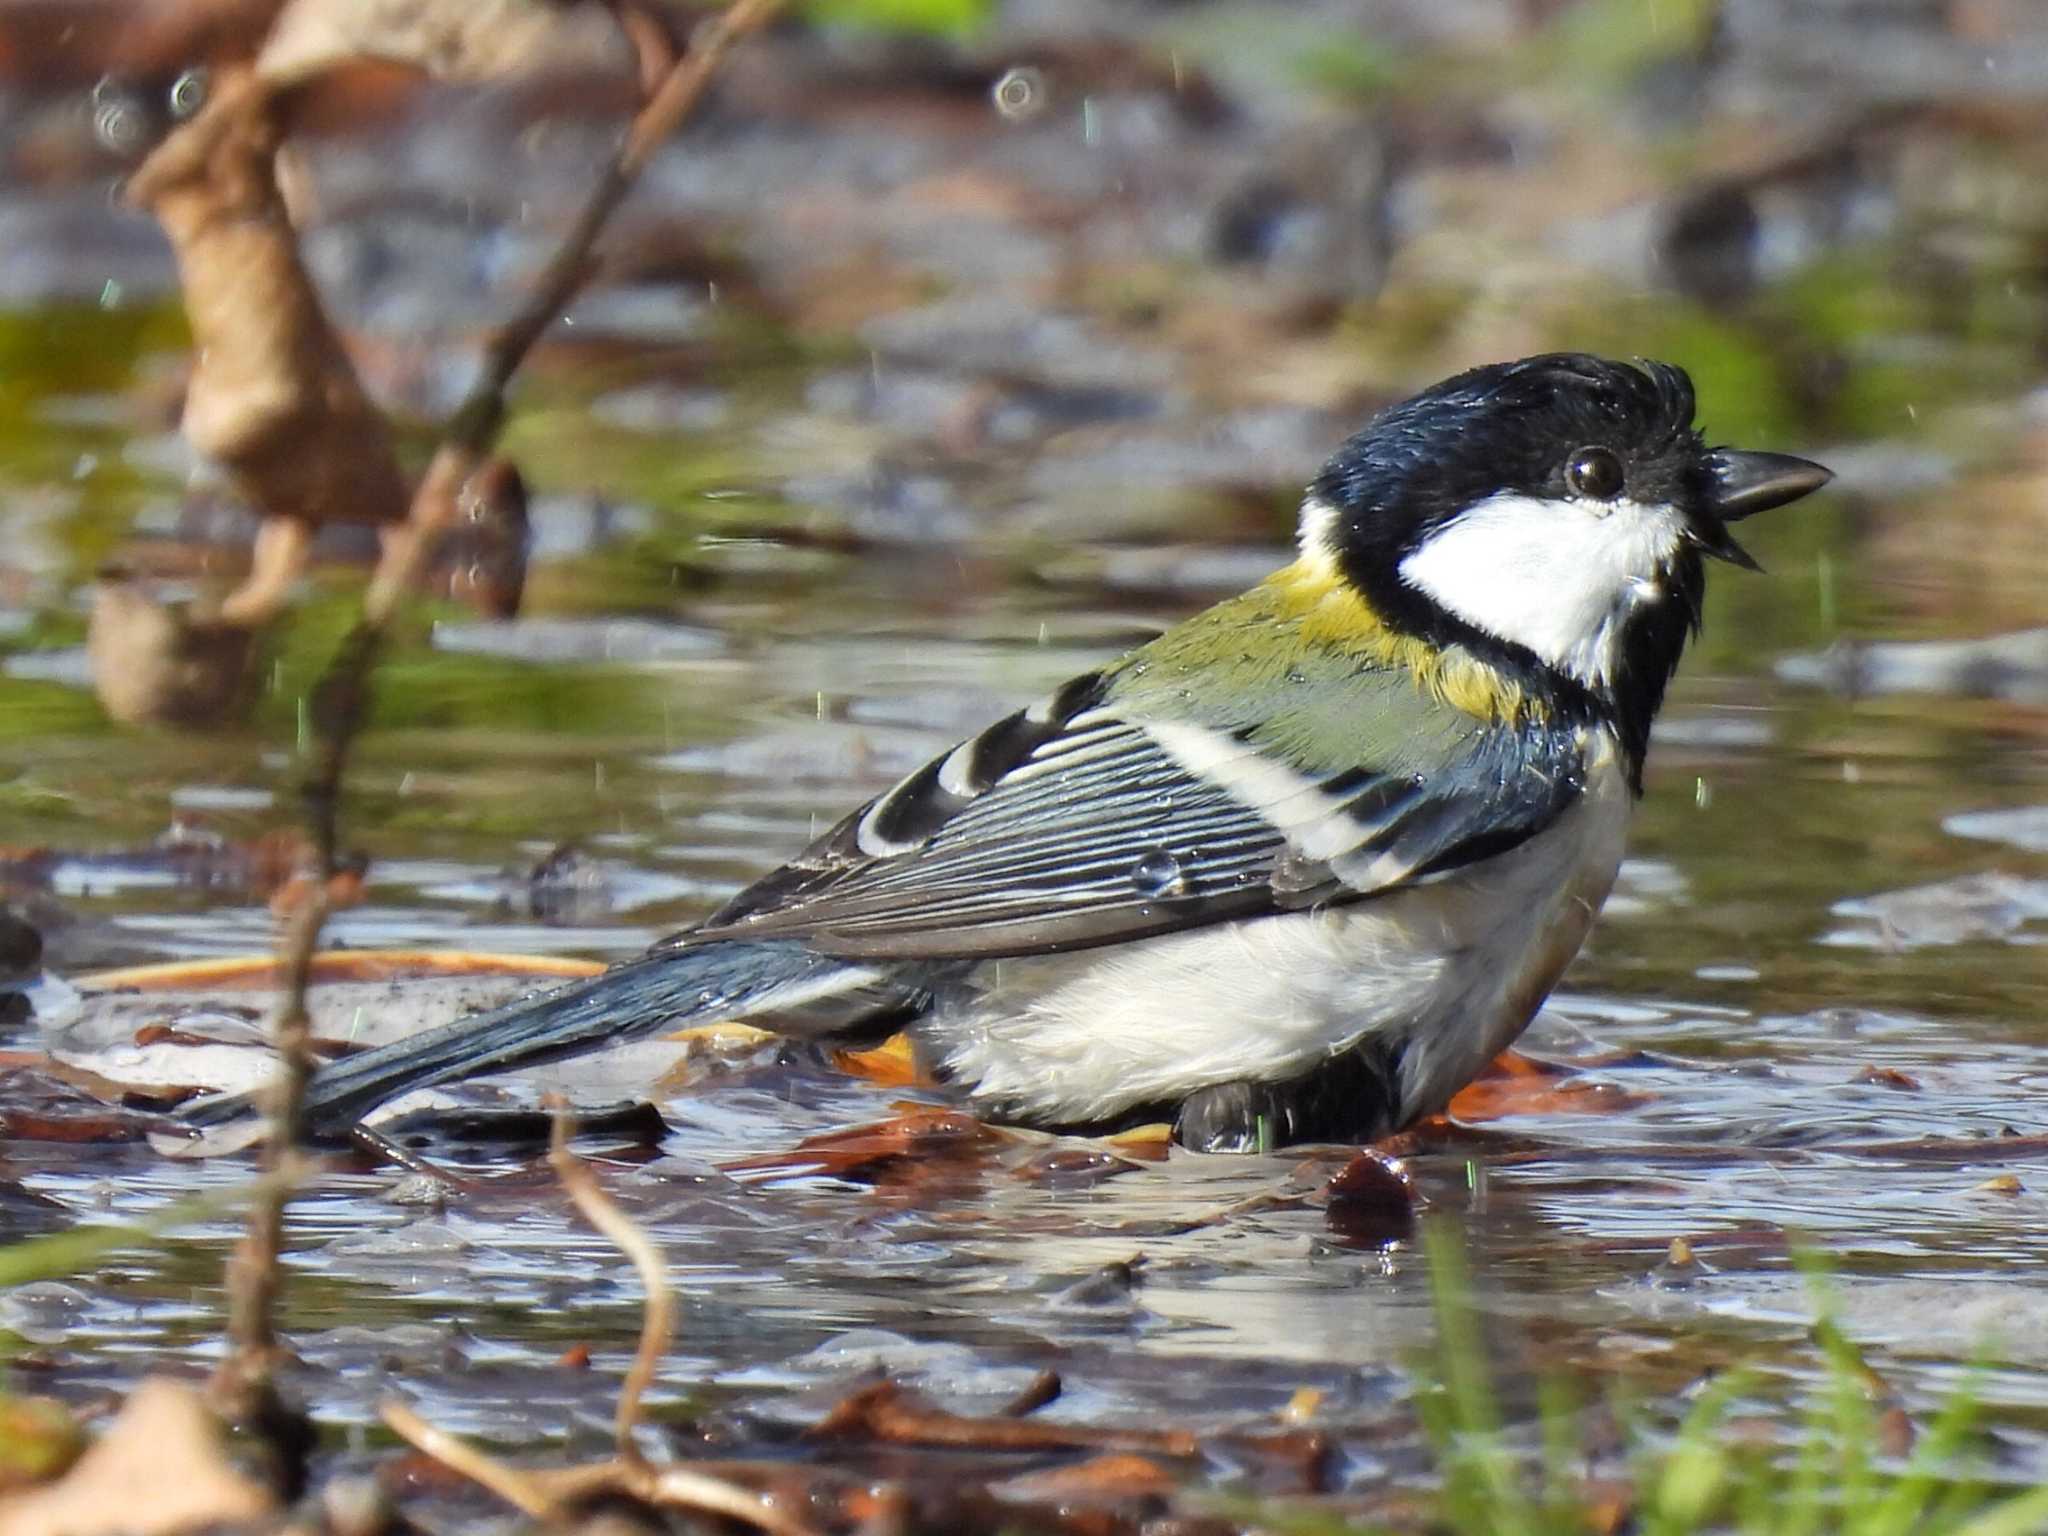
left=0, top=0, right=2046, bottom=1522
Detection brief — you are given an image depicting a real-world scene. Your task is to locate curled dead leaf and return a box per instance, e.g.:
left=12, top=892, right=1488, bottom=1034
left=126, top=70, right=410, bottom=535
left=88, top=583, right=258, bottom=727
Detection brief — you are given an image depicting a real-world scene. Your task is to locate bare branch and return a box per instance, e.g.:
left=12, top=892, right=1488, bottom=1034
left=548, top=1106, right=673, bottom=1462
left=205, top=0, right=786, bottom=1451
left=379, top=1399, right=562, bottom=1521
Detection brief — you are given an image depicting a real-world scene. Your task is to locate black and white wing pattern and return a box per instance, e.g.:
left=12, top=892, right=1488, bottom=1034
left=675, top=658, right=1594, bottom=963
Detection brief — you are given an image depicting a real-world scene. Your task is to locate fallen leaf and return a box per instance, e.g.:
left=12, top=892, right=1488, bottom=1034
left=86, top=585, right=257, bottom=728
left=810, top=1379, right=1199, bottom=1457
left=0, top=1396, right=84, bottom=1494
left=431, top=457, right=531, bottom=619
left=1448, top=1067, right=1652, bottom=1122
left=0, top=1378, right=276, bottom=1536
left=127, top=71, right=410, bottom=536
left=1280, top=1387, right=1324, bottom=1425
left=1009, top=1143, right=1145, bottom=1187
left=721, top=1106, right=1007, bottom=1181
left=1317, top=1150, right=1417, bottom=1247
left=1103, top=1122, right=1172, bottom=1159
left=831, top=1032, right=922, bottom=1086
left=989, top=1452, right=1177, bottom=1504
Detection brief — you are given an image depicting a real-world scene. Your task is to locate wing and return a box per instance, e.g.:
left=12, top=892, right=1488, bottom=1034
left=677, top=652, right=1594, bottom=963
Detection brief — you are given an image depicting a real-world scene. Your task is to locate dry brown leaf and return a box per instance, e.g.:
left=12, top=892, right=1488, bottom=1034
left=258, top=0, right=630, bottom=86
left=989, top=1452, right=1178, bottom=1505
left=1446, top=1049, right=1654, bottom=1122
left=107, top=57, right=417, bottom=726
left=87, top=583, right=257, bottom=726
left=430, top=457, right=531, bottom=619
left=811, top=1379, right=1202, bottom=1458
left=831, top=1032, right=923, bottom=1086
left=0, top=1378, right=276, bottom=1536
left=720, top=1106, right=1009, bottom=1180
left=127, top=71, right=410, bottom=537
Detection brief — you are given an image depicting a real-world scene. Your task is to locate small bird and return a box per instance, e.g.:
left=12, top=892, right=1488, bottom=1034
left=185, top=354, right=1830, bottom=1152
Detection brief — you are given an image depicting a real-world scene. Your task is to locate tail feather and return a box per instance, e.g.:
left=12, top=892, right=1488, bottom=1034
left=177, top=941, right=889, bottom=1132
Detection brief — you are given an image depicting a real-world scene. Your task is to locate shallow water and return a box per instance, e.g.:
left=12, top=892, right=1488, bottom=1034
left=1, top=0, right=2046, bottom=1517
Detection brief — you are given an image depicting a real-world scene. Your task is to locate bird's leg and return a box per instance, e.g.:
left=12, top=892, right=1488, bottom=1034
left=1171, top=1043, right=1408, bottom=1153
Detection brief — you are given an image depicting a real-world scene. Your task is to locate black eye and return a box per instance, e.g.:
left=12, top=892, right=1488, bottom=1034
left=1566, top=446, right=1625, bottom=500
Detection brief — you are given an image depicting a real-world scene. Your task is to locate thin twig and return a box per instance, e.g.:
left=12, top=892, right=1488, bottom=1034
left=384, top=1394, right=817, bottom=1536
left=380, top=1399, right=561, bottom=1521
left=548, top=1105, right=673, bottom=1461
left=213, top=889, right=327, bottom=1419
left=283, top=0, right=789, bottom=1136
left=642, top=1465, right=816, bottom=1533
left=450, top=0, right=787, bottom=456
left=346, top=1120, right=479, bottom=1188
left=354, top=0, right=788, bottom=622
left=216, top=0, right=786, bottom=1448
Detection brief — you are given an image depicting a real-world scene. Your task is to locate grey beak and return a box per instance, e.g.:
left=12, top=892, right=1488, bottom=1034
left=1704, top=449, right=1834, bottom=523
left=1690, top=448, right=1833, bottom=572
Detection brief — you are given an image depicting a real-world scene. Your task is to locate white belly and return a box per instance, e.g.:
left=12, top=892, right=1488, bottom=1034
left=917, top=745, right=1632, bottom=1126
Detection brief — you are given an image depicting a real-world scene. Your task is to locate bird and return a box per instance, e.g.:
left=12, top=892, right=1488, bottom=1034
left=182, top=353, right=1831, bottom=1153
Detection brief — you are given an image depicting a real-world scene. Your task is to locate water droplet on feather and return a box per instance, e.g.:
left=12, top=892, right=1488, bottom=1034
left=1130, top=849, right=1187, bottom=897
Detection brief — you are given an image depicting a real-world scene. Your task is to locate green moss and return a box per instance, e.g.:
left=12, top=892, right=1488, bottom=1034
left=801, top=0, right=992, bottom=39
left=1294, top=38, right=1405, bottom=102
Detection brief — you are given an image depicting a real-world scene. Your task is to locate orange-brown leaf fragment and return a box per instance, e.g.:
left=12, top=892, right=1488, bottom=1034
left=721, top=1107, right=1005, bottom=1180
left=1449, top=1061, right=1651, bottom=1122
left=990, top=1453, right=1177, bottom=1505
left=831, top=1032, right=923, bottom=1087
left=812, top=1380, right=1199, bottom=1458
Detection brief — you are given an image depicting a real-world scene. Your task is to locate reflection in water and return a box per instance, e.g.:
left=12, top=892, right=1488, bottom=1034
left=0, top=0, right=2044, bottom=1499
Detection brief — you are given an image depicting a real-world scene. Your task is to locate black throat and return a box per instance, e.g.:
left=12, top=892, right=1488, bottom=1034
left=1308, top=354, right=1717, bottom=795
left=1329, top=534, right=1706, bottom=794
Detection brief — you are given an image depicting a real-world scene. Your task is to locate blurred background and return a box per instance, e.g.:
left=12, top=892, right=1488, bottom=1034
left=0, top=0, right=2044, bottom=1498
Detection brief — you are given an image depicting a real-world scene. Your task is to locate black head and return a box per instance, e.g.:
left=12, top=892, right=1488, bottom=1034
left=1304, top=353, right=1830, bottom=778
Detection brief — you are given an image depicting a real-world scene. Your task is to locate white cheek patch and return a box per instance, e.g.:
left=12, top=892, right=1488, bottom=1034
left=1397, top=492, right=1686, bottom=686
left=1295, top=494, right=1342, bottom=572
